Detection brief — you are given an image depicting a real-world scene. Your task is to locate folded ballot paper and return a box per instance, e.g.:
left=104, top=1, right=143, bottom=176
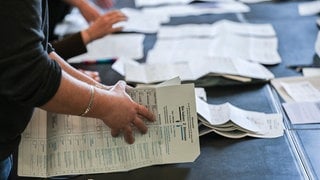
left=18, top=78, right=200, bottom=178
left=124, top=57, right=274, bottom=86
left=195, top=97, right=284, bottom=138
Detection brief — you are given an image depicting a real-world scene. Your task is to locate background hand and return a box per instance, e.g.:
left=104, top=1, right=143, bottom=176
left=83, top=10, right=127, bottom=43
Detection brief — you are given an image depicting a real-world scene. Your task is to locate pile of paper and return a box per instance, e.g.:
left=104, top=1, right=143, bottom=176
left=271, top=75, right=320, bottom=124
left=18, top=78, right=200, bottom=178
left=196, top=97, right=284, bottom=138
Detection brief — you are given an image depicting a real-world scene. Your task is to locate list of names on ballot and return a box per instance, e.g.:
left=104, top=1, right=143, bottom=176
left=18, top=82, right=200, bottom=178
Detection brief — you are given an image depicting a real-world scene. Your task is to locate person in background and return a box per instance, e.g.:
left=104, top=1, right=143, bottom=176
left=49, top=0, right=124, bottom=82
left=0, top=1, right=155, bottom=179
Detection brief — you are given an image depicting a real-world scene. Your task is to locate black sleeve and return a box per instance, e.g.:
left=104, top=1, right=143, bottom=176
left=0, top=0, right=61, bottom=107
left=51, top=32, right=88, bottom=60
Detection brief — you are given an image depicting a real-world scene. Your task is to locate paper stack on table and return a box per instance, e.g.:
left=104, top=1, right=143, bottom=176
left=196, top=97, right=284, bottom=138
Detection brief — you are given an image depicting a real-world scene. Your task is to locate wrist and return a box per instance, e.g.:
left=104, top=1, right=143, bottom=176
left=81, top=29, right=92, bottom=45
left=95, top=84, right=111, bottom=90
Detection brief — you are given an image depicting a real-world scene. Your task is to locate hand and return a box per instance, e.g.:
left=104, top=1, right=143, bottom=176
left=65, top=0, right=101, bottom=22
left=101, top=81, right=155, bottom=144
left=78, top=69, right=101, bottom=82
left=93, top=0, right=114, bottom=9
left=78, top=2, right=101, bottom=22
left=82, top=10, right=127, bottom=44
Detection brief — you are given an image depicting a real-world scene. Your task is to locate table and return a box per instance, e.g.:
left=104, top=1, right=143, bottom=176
left=12, top=0, right=320, bottom=179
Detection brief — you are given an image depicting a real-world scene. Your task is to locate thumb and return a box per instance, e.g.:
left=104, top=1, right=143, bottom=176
left=112, top=80, right=127, bottom=92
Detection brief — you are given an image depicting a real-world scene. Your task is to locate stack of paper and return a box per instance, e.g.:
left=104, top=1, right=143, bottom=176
left=196, top=97, right=284, bottom=138
left=271, top=76, right=320, bottom=124
left=18, top=78, right=200, bottom=178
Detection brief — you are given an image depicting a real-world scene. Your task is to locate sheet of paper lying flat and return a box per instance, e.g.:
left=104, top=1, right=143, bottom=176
left=135, top=0, right=192, bottom=7
left=114, top=8, right=169, bottom=33
left=208, top=33, right=281, bottom=65
left=18, top=80, right=200, bottom=178
left=282, top=101, right=320, bottom=124
left=125, top=57, right=274, bottom=84
left=271, top=75, right=320, bottom=102
left=135, top=0, right=232, bottom=7
left=146, top=37, right=211, bottom=64
left=298, top=1, right=320, bottom=16
left=281, top=81, right=320, bottom=102
left=142, top=2, right=249, bottom=17
left=157, top=19, right=275, bottom=38
left=302, top=68, right=320, bottom=77
left=67, top=34, right=145, bottom=62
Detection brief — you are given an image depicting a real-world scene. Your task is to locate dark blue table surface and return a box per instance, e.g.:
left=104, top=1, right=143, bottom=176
left=13, top=0, right=320, bottom=179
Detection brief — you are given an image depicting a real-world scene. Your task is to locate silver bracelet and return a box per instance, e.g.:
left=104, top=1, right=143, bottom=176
left=79, top=85, right=95, bottom=116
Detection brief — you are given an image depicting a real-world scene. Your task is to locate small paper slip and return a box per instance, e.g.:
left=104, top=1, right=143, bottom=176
left=282, top=101, right=320, bottom=124
left=281, top=81, right=320, bottom=102
left=271, top=76, right=320, bottom=103
left=298, top=1, right=320, bottom=16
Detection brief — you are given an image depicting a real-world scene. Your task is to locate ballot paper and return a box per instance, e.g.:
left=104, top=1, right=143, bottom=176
left=141, top=2, right=250, bottom=17
left=157, top=19, right=276, bottom=38
left=271, top=76, right=320, bottom=102
left=196, top=97, right=284, bottom=138
left=208, top=33, right=281, bottom=65
left=67, top=34, right=145, bottom=62
left=18, top=79, right=200, bottom=178
left=147, top=34, right=280, bottom=65
left=298, top=1, right=320, bottom=16
left=135, top=0, right=234, bottom=7
left=125, top=57, right=274, bottom=85
left=282, top=101, right=320, bottom=124
left=114, top=8, right=169, bottom=33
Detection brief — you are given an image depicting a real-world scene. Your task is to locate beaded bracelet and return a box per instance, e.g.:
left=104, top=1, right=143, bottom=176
left=79, top=85, right=95, bottom=116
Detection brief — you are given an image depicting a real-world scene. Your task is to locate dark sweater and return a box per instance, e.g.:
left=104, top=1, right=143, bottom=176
left=51, top=32, right=88, bottom=60
left=0, top=0, right=62, bottom=160
left=48, top=0, right=87, bottom=60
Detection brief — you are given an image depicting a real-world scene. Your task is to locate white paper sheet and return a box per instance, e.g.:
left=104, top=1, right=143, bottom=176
left=281, top=81, right=320, bottom=102
left=298, top=1, right=320, bottom=16
left=125, top=57, right=274, bottom=84
left=142, top=2, right=249, bottom=17
left=114, top=8, right=169, bottom=33
left=67, top=34, right=145, bottom=62
left=283, top=101, right=320, bottom=124
left=208, top=33, right=281, bottom=65
left=271, top=76, right=320, bottom=102
left=196, top=97, right=284, bottom=138
left=157, top=19, right=275, bottom=38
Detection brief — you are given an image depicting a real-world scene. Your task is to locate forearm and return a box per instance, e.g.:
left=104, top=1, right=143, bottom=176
left=63, top=0, right=87, bottom=8
left=48, top=52, right=98, bottom=86
left=41, top=52, right=112, bottom=116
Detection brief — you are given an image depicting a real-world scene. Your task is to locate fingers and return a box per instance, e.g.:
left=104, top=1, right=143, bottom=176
left=137, top=104, right=156, bottom=122
left=111, top=128, right=120, bottom=137
left=79, top=69, right=101, bottom=82
left=132, top=117, right=148, bottom=134
left=122, top=126, right=134, bottom=144
left=112, top=80, right=127, bottom=91
left=111, top=126, right=135, bottom=144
